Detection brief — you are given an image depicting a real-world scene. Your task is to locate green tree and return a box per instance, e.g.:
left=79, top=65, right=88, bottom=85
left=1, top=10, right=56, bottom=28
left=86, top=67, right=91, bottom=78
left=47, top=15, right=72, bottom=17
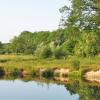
left=74, top=31, right=100, bottom=57
left=41, top=46, right=52, bottom=58
left=54, top=47, right=66, bottom=59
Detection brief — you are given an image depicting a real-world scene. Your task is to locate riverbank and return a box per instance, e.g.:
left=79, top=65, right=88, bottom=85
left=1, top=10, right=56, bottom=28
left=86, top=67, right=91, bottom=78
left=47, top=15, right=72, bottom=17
left=0, top=54, right=100, bottom=69
left=0, top=54, right=100, bottom=83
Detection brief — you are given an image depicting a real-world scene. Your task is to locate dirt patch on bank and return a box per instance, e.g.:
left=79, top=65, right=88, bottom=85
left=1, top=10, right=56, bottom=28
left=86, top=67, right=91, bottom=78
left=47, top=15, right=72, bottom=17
left=54, top=68, right=70, bottom=76
left=85, top=70, right=100, bottom=83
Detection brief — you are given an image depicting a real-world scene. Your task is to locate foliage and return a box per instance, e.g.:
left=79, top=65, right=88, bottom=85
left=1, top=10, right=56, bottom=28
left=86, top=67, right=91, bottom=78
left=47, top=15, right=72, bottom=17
left=74, top=31, right=100, bottom=57
left=31, top=68, right=39, bottom=77
left=0, top=0, right=99, bottom=59
left=0, top=67, right=5, bottom=77
left=54, top=47, right=66, bottom=59
left=41, top=46, right=53, bottom=58
left=71, top=60, right=80, bottom=70
left=11, top=68, right=19, bottom=77
left=42, top=69, right=54, bottom=78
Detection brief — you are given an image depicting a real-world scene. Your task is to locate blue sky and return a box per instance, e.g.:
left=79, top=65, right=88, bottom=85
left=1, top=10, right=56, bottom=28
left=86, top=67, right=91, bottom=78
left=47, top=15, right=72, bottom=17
left=0, top=0, right=70, bottom=43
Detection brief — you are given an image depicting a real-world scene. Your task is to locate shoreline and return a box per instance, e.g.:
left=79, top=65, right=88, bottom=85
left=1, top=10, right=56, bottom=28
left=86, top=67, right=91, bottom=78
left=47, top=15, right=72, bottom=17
left=0, top=54, right=100, bottom=84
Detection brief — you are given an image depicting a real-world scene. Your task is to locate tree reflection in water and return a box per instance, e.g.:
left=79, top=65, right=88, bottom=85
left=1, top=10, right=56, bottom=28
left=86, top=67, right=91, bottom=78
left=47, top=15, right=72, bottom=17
left=0, top=75, right=100, bottom=100
left=65, top=81, right=100, bottom=100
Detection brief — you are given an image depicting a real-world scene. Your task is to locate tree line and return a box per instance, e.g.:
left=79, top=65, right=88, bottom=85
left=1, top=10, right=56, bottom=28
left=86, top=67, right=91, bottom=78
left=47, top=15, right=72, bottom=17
left=0, top=0, right=100, bottom=58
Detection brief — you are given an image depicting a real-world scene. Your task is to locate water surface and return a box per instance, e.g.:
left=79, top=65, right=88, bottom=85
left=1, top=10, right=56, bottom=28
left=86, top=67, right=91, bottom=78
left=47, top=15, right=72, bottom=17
left=0, top=80, right=79, bottom=100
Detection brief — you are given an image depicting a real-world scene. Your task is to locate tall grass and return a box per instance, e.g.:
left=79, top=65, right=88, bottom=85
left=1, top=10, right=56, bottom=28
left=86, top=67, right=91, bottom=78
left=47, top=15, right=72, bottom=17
left=0, top=54, right=100, bottom=73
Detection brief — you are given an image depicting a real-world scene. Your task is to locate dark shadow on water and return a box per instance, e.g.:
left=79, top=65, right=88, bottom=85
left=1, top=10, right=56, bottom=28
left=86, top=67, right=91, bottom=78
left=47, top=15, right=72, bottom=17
left=0, top=67, right=5, bottom=77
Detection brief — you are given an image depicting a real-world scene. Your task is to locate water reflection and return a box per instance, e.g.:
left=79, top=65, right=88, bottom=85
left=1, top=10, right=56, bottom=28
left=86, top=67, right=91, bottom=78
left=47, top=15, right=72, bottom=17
left=0, top=76, right=100, bottom=100
left=0, top=79, right=79, bottom=100
left=65, top=81, right=100, bottom=100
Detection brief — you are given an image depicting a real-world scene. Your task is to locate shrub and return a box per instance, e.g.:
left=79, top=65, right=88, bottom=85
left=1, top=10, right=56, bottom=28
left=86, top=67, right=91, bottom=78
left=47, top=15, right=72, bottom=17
left=42, top=69, right=54, bottom=78
left=31, top=69, right=39, bottom=77
left=68, top=71, right=81, bottom=79
left=74, top=32, right=100, bottom=57
left=54, top=48, right=65, bottom=59
left=0, top=67, right=5, bottom=77
left=71, top=60, right=80, bottom=70
left=0, top=50, right=5, bottom=54
left=11, top=68, right=19, bottom=77
left=0, top=59, right=8, bottom=63
left=41, top=47, right=52, bottom=58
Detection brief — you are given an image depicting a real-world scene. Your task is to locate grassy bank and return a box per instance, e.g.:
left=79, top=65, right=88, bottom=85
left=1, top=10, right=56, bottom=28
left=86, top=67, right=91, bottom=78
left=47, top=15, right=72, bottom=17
left=0, top=54, right=99, bottom=83
left=0, top=54, right=100, bottom=70
left=0, top=54, right=100, bottom=73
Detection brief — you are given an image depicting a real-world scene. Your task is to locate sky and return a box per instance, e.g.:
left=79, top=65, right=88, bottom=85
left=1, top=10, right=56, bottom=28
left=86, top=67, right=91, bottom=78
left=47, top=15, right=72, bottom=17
left=0, top=0, right=70, bottom=43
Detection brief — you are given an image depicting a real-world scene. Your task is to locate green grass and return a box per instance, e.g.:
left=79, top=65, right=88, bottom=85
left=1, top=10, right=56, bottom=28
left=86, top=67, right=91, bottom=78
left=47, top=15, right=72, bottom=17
left=0, top=54, right=100, bottom=73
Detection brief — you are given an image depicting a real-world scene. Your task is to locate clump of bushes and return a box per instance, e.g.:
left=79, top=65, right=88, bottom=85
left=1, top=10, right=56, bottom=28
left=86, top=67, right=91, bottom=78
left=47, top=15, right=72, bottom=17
left=54, top=48, right=66, bottom=59
left=31, top=69, right=39, bottom=77
left=71, top=60, right=80, bottom=70
left=42, top=69, right=54, bottom=78
left=41, top=47, right=53, bottom=58
left=0, top=50, right=6, bottom=54
left=68, top=71, right=81, bottom=79
left=0, top=67, right=5, bottom=77
left=0, top=59, right=9, bottom=63
left=11, top=68, right=19, bottom=77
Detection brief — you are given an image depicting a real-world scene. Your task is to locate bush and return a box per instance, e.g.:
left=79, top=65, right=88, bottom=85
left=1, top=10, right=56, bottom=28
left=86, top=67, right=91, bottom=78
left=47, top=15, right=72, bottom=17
left=0, top=67, right=5, bottom=77
left=42, top=69, right=54, bottom=78
left=0, top=59, right=9, bottom=63
left=71, top=60, right=80, bottom=70
left=0, top=50, right=5, bottom=54
left=74, top=32, right=100, bottom=57
left=54, top=48, right=65, bottom=59
left=11, top=68, right=19, bottom=77
left=41, top=47, right=52, bottom=58
left=31, top=69, right=39, bottom=77
left=68, top=71, right=81, bottom=79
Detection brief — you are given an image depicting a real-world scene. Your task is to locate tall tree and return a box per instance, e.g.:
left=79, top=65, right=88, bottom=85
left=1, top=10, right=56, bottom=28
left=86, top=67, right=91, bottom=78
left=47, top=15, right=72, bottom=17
left=60, top=0, right=100, bottom=31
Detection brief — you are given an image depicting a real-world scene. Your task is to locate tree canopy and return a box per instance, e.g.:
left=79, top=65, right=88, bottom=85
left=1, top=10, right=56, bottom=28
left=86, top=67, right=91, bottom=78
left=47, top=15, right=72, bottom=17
left=0, top=0, right=100, bottom=58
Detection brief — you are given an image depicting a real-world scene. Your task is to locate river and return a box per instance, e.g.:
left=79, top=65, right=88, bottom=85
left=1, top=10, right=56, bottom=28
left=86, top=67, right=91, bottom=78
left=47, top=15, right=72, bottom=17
left=0, top=78, right=100, bottom=100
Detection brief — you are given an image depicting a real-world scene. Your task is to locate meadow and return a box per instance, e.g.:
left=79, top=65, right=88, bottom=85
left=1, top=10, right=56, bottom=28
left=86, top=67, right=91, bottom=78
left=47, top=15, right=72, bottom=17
left=0, top=54, right=100, bottom=72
